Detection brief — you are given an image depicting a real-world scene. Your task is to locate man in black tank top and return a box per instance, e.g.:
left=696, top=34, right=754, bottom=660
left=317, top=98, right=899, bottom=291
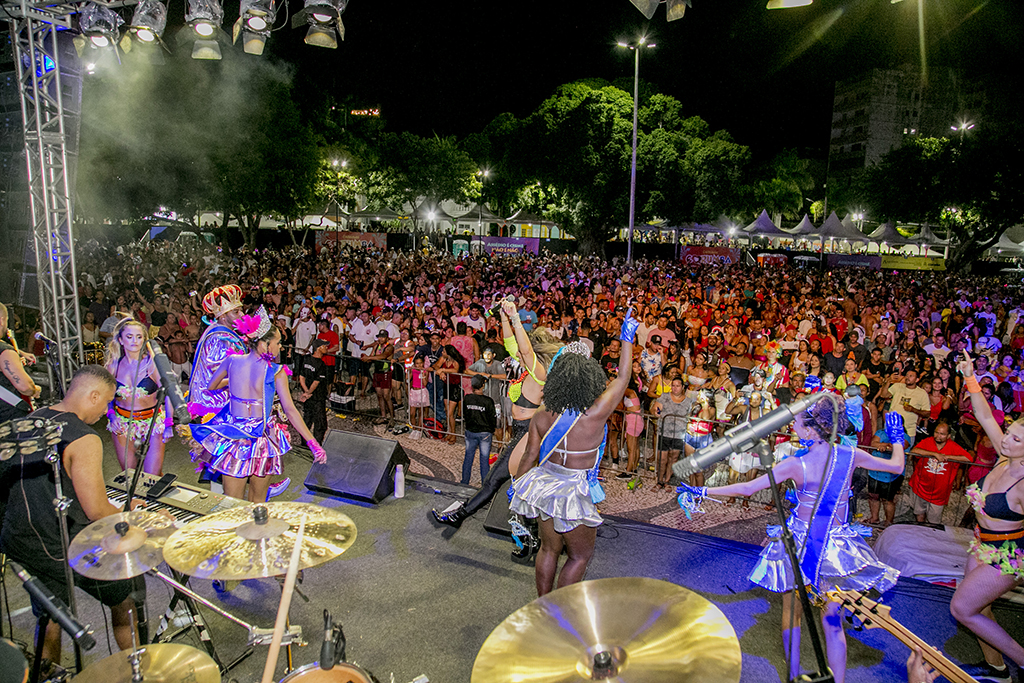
left=0, top=365, right=138, bottom=664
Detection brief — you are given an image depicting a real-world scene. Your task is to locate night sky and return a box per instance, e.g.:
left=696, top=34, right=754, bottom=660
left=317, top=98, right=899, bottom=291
left=270, top=0, right=1023, bottom=160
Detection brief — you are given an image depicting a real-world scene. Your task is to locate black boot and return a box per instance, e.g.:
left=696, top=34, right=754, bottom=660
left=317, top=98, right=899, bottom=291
left=432, top=503, right=468, bottom=528
left=510, top=533, right=537, bottom=564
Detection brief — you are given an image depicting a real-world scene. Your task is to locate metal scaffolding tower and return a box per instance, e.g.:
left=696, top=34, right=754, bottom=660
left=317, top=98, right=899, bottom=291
left=7, top=4, right=82, bottom=394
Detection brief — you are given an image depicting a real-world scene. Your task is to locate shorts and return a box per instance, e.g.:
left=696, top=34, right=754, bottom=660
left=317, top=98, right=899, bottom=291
left=867, top=474, right=904, bottom=502
left=684, top=430, right=714, bottom=450
left=409, top=387, right=429, bottom=408
left=346, top=356, right=362, bottom=377
left=391, top=364, right=405, bottom=383
left=445, top=383, right=463, bottom=403
left=660, top=436, right=685, bottom=452
left=372, top=370, right=392, bottom=389
left=910, top=491, right=945, bottom=525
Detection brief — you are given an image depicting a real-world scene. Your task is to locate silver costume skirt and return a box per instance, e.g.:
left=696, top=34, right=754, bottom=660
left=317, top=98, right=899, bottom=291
left=510, top=461, right=603, bottom=533
left=748, top=514, right=899, bottom=594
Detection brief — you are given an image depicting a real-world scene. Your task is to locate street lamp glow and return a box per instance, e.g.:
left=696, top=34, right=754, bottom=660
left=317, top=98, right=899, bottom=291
left=616, top=41, right=628, bottom=47
left=616, top=37, right=656, bottom=263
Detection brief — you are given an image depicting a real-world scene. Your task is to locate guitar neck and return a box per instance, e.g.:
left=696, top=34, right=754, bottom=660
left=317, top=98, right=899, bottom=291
left=855, top=605, right=974, bottom=683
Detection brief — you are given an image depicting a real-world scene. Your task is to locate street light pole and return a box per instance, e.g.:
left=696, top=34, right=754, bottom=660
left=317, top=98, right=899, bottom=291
left=619, top=38, right=654, bottom=264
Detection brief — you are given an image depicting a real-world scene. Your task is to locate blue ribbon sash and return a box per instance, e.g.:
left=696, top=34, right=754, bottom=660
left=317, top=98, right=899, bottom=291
left=191, top=362, right=278, bottom=442
left=800, top=444, right=856, bottom=588
left=537, top=410, right=607, bottom=504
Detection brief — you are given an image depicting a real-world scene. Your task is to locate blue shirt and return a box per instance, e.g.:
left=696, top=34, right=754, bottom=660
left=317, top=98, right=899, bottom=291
left=868, top=428, right=909, bottom=483
left=519, top=310, right=538, bottom=332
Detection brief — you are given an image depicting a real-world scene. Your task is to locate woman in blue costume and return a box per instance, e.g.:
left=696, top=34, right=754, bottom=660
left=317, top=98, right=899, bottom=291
left=678, top=397, right=905, bottom=683
left=191, top=307, right=326, bottom=502
left=509, top=309, right=638, bottom=597
left=951, top=351, right=1024, bottom=682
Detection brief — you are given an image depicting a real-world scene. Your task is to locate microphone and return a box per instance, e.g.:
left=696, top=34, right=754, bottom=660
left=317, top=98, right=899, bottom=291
left=34, top=331, right=58, bottom=345
left=12, top=562, right=96, bottom=651
left=320, top=610, right=335, bottom=671
left=674, top=392, right=830, bottom=478
left=485, top=295, right=515, bottom=318
left=146, top=340, right=191, bottom=425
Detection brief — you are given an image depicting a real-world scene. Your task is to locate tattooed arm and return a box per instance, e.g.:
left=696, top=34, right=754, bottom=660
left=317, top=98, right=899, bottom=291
left=0, top=348, right=39, bottom=398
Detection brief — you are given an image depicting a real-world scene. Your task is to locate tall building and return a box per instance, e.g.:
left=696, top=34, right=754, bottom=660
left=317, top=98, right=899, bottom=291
left=826, top=66, right=985, bottom=203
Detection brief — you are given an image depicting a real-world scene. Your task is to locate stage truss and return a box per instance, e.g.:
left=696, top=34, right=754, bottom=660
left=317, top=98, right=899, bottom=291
left=3, top=2, right=137, bottom=393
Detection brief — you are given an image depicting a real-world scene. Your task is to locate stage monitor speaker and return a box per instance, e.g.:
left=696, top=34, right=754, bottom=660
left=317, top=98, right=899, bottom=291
left=304, top=429, right=410, bottom=504
left=482, top=479, right=513, bottom=535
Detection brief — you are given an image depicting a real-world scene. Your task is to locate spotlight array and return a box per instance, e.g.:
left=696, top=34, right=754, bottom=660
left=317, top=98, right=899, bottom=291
left=74, top=0, right=351, bottom=63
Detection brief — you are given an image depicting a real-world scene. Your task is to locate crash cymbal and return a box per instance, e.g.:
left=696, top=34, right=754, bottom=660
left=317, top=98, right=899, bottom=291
left=72, top=643, right=219, bottom=683
left=69, top=510, right=177, bottom=581
left=162, top=502, right=356, bottom=580
left=472, top=577, right=741, bottom=683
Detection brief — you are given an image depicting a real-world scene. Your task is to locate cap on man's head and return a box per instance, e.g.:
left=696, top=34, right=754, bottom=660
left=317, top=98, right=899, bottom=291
left=310, top=339, right=329, bottom=352
left=649, top=334, right=662, bottom=345
left=377, top=330, right=389, bottom=338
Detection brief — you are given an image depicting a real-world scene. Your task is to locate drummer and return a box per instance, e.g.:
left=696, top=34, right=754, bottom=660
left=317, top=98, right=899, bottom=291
left=0, top=366, right=140, bottom=665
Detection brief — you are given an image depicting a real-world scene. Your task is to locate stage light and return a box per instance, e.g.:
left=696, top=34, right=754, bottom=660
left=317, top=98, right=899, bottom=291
left=627, top=0, right=690, bottom=22
left=74, top=3, right=123, bottom=58
left=767, top=0, right=813, bottom=8
left=182, top=0, right=225, bottom=59
left=233, top=0, right=277, bottom=55
left=120, top=0, right=168, bottom=55
left=292, top=0, right=348, bottom=49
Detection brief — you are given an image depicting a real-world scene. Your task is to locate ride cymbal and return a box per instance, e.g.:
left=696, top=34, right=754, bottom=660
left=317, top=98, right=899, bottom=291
left=472, top=577, right=741, bottom=683
left=162, top=502, right=357, bottom=580
left=72, top=643, right=219, bottom=683
left=69, top=510, right=177, bottom=581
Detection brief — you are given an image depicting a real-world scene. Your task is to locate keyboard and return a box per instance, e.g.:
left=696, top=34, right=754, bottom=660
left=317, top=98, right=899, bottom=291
left=106, top=469, right=247, bottom=524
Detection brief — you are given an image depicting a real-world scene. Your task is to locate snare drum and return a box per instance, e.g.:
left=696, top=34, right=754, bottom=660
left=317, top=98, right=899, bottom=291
left=279, top=662, right=379, bottom=683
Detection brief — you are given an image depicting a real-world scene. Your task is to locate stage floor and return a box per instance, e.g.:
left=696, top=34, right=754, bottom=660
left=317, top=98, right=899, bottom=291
left=2, top=432, right=1022, bottom=682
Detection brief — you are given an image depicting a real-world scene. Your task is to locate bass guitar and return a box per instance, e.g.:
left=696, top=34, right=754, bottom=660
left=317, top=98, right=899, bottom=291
left=825, top=587, right=974, bottom=683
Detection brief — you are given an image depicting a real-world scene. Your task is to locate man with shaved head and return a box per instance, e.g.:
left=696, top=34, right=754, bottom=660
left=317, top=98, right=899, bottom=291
left=0, top=365, right=141, bottom=663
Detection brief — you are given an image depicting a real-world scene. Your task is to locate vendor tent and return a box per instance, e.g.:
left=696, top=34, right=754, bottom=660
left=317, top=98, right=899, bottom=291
left=819, top=211, right=869, bottom=242
left=743, top=209, right=790, bottom=237
left=917, top=223, right=949, bottom=246
left=786, top=215, right=816, bottom=235
left=868, top=221, right=913, bottom=244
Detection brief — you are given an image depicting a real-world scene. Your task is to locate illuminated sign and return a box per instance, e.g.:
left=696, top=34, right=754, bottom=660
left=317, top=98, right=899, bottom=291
left=350, top=108, right=381, bottom=117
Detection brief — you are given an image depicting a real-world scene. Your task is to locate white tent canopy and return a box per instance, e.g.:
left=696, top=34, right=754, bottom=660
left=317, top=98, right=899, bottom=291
left=819, top=211, right=869, bottom=241
left=743, top=209, right=790, bottom=237
left=786, top=215, right=816, bottom=235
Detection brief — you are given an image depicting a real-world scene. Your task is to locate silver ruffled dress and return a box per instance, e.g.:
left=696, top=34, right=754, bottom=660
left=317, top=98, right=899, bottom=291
left=510, top=461, right=603, bottom=533
left=748, top=514, right=900, bottom=593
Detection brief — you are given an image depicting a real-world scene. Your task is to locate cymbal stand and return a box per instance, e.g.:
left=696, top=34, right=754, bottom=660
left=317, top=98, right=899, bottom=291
left=147, top=568, right=303, bottom=673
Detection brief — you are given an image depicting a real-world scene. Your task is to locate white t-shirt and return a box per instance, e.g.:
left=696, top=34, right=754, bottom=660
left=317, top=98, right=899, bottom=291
left=293, top=319, right=317, bottom=354
left=349, top=319, right=378, bottom=358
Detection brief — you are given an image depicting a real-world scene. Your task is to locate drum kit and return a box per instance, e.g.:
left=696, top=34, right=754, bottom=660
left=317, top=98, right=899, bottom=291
left=5, top=416, right=744, bottom=682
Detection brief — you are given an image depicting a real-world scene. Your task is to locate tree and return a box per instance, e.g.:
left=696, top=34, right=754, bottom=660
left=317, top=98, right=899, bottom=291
left=374, top=132, right=481, bottom=211
left=863, top=130, right=1024, bottom=271
left=751, top=149, right=814, bottom=224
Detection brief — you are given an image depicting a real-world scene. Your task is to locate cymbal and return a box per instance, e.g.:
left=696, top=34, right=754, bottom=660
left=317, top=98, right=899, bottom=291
left=162, top=502, right=357, bottom=580
left=472, top=577, right=741, bottom=683
left=69, top=510, right=177, bottom=580
left=72, top=643, right=219, bottom=683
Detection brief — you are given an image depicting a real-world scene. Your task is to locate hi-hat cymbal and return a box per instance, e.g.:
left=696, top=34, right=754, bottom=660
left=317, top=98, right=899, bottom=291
left=162, top=502, right=357, bottom=580
left=472, top=577, right=741, bottom=683
left=69, top=510, right=177, bottom=580
left=72, top=643, right=219, bottom=683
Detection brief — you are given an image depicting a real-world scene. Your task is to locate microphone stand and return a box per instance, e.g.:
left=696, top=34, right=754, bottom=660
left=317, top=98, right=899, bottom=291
left=756, top=438, right=833, bottom=683
left=119, top=384, right=166, bottom=648
left=44, top=437, right=85, bottom=674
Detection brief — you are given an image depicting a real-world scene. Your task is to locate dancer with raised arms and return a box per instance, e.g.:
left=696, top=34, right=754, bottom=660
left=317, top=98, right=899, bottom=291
left=677, top=397, right=905, bottom=683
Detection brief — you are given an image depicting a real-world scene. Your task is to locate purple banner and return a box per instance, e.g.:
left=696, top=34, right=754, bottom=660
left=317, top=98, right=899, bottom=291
left=825, top=254, right=881, bottom=270
left=680, top=246, right=742, bottom=266
left=477, top=236, right=540, bottom=256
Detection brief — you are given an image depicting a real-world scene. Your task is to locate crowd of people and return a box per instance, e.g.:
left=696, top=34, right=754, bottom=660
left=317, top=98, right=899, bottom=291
left=64, top=239, right=1024, bottom=502
left=2, top=234, right=1024, bottom=682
